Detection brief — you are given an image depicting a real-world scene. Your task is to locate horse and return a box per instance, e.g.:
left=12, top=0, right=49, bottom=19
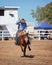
left=16, top=31, right=31, bottom=56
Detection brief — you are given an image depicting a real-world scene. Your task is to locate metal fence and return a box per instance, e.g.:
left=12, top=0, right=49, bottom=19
left=0, top=29, right=52, bottom=40
left=34, top=29, right=52, bottom=40
left=0, top=30, right=11, bottom=40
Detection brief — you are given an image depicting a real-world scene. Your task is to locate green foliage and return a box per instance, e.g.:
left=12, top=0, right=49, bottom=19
left=31, top=2, right=52, bottom=24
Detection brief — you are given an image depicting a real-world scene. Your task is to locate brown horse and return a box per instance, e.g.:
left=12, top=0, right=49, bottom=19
left=18, top=31, right=31, bottom=56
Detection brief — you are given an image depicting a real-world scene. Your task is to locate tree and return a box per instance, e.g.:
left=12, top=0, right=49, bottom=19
left=31, top=2, right=52, bottom=24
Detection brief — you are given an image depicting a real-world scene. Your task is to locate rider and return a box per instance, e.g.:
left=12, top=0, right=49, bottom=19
left=15, top=18, right=30, bottom=45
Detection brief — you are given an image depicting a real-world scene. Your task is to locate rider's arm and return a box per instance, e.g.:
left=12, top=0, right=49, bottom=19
left=16, top=22, right=21, bottom=30
left=16, top=22, right=20, bottom=25
left=23, top=23, right=27, bottom=31
left=23, top=23, right=29, bottom=33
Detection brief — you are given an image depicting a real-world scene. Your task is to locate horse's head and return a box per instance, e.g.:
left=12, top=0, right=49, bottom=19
left=19, top=32, right=28, bottom=45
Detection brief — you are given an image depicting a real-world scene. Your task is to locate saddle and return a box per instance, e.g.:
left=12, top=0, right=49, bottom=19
left=17, top=31, right=28, bottom=37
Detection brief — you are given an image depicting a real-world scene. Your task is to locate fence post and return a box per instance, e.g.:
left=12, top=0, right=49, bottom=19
left=2, top=30, right=4, bottom=41
left=39, top=30, right=40, bottom=40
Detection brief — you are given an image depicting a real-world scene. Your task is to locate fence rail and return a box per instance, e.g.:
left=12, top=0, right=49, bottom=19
left=34, top=29, right=52, bottom=40
left=0, top=29, right=52, bottom=40
left=0, top=30, right=11, bottom=40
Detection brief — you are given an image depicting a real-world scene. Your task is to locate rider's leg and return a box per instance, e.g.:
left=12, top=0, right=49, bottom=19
left=15, top=33, right=20, bottom=45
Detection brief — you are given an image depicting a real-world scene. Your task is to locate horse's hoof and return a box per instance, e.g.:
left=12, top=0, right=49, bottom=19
left=24, top=55, right=26, bottom=57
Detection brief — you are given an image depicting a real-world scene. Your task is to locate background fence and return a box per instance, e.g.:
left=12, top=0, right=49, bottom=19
left=0, top=30, right=11, bottom=40
left=0, top=29, right=52, bottom=40
left=34, top=29, right=52, bottom=40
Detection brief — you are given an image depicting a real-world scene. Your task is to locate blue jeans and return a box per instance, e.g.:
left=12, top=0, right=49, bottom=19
left=15, top=33, right=20, bottom=45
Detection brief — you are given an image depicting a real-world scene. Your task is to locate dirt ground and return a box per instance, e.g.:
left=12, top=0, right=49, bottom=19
left=0, top=39, right=52, bottom=65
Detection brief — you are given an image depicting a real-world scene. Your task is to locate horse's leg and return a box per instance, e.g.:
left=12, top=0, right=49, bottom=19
left=20, top=45, right=24, bottom=52
left=28, top=44, right=31, bottom=51
left=20, top=38, right=24, bottom=52
left=23, top=36, right=28, bottom=56
left=24, top=44, right=27, bottom=56
left=28, top=40, right=31, bottom=51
